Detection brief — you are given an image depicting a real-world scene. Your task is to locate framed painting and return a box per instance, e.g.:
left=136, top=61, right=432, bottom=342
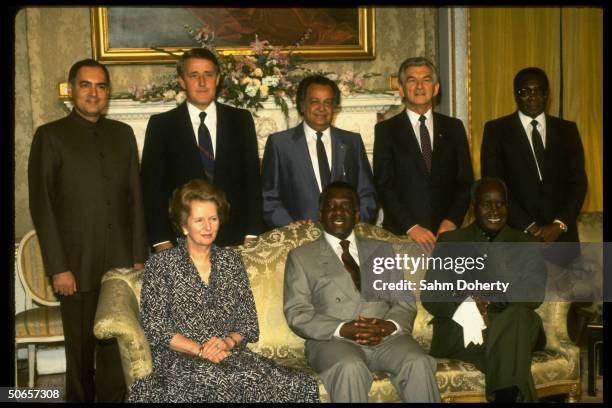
left=91, top=7, right=375, bottom=64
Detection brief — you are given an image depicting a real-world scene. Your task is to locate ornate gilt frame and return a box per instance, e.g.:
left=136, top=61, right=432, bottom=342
left=90, top=7, right=375, bottom=64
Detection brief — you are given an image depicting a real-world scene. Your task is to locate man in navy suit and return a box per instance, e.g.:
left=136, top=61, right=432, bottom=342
left=261, top=75, right=376, bottom=228
left=373, top=57, right=473, bottom=252
left=141, top=48, right=264, bottom=249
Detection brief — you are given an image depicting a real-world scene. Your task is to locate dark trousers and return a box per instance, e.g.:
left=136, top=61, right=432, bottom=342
left=446, top=304, right=546, bottom=402
left=59, top=290, right=126, bottom=402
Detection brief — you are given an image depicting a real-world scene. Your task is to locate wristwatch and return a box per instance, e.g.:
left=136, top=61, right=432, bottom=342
left=556, top=221, right=568, bottom=232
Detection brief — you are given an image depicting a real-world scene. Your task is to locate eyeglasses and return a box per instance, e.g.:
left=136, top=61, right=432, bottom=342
left=516, top=87, right=548, bottom=98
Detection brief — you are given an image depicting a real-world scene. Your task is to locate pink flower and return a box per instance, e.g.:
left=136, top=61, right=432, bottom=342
left=250, top=35, right=270, bottom=54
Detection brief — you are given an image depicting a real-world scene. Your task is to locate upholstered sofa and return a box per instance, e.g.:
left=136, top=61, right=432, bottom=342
left=94, top=222, right=587, bottom=402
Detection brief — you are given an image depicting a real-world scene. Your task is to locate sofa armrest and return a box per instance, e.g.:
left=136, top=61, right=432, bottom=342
left=94, top=274, right=152, bottom=388
left=537, top=302, right=580, bottom=363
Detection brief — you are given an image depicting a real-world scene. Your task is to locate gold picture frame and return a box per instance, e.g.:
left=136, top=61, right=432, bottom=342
left=91, top=7, right=375, bottom=64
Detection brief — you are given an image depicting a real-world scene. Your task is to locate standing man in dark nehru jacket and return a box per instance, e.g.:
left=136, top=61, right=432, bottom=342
left=481, top=67, right=587, bottom=250
left=141, top=48, right=264, bottom=250
left=373, top=57, right=473, bottom=252
left=261, top=75, right=377, bottom=228
left=28, top=59, right=148, bottom=402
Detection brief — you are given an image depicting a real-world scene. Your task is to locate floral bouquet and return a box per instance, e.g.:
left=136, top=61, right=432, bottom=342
left=118, top=25, right=386, bottom=119
left=187, top=25, right=312, bottom=118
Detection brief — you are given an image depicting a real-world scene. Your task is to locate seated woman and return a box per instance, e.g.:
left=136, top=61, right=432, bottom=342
left=128, top=179, right=319, bottom=402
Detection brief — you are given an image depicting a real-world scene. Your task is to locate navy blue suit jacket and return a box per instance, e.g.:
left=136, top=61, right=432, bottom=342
left=140, top=102, right=264, bottom=247
left=261, top=123, right=377, bottom=227
left=373, top=111, right=473, bottom=235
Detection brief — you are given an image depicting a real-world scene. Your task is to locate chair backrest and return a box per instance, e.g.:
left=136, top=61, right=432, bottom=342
left=17, top=230, right=59, bottom=306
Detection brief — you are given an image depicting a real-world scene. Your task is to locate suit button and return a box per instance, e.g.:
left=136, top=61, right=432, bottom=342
left=335, top=297, right=341, bottom=303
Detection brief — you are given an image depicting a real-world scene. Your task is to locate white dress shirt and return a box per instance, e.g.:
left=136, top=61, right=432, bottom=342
left=304, top=122, right=332, bottom=192
left=324, top=231, right=401, bottom=338
left=406, top=108, right=435, bottom=152
left=187, top=101, right=218, bottom=155
left=518, top=111, right=546, bottom=181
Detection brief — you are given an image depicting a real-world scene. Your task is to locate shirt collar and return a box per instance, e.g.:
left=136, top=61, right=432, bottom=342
left=406, top=108, right=433, bottom=128
left=303, top=121, right=331, bottom=140
left=324, top=230, right=357, bottom=251
left=187, top=100, right=217, bottom=123
left=518, top=110, right=546, bottom=130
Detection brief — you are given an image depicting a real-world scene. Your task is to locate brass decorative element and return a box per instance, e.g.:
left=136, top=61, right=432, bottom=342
left=90, top=7, right=375, bottom=64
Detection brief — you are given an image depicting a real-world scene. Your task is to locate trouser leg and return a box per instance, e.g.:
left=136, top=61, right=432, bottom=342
left=484, top=304, right=545, bottom=402
left=306, top=339, right=372, bottom=402
left=368, top=333, right=441, bottom=402
left=59, top=292, right=96, bottom=402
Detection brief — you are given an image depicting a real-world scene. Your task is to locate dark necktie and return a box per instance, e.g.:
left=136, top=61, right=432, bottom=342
left=198, top=111, right=215, bottom=181
left=530, top=119, right=545, bottom=181
left=339, top=240, right=360, bottom=292
left=316, top=131, right=331, bottom=190
left=419, top=115, right=433, bottom=172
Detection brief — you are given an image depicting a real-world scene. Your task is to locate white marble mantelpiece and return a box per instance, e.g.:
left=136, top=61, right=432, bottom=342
left=63, top=92, right=402, bottom=163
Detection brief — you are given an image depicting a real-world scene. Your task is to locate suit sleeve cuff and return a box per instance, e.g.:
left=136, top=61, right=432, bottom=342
left=523, top=222, right=536, bottom=234
left=153, top=240, right=172, bottom=247
left=333, top=321, right=348, bottom=338
left=386, top=319, right=401, bottom=335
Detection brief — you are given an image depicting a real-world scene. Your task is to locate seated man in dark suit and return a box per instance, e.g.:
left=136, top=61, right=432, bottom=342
left=284, top=181, right=440, bottom=402
left=421, top=177, right=547, bottom=402
left=261, top=75, right=377, bottom=228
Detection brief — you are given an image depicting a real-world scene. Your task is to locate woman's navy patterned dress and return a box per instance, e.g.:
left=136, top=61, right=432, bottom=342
left=127, top=239, right=319, bottom=402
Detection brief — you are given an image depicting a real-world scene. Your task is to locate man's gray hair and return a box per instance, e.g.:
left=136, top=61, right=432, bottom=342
left=398, top=57, right=439, bottom=85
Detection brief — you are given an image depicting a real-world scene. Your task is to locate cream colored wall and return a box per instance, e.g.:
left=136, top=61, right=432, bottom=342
left=14, top=7, right=437, bottom=239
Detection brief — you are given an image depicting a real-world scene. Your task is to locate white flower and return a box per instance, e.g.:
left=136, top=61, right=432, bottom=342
left=163, top=89, right=176, bottom=100
left=253, top=68, right=264, bottom=77
left=245, top=82, right=259, bottom=97
left=266, top=59, right=277, bottom=67
left=175, top=91, right=187, bottom=104
left=237, top=91, right=244, bottom=101
left=273, top=67, right=281, bottom=75
left=262, top=75, right=280, bottom=87
left=260, top=84, right=269, bottom=98
left=251, top=78, right=261, bottom=88
left=338, top=83, right=351, bottom=97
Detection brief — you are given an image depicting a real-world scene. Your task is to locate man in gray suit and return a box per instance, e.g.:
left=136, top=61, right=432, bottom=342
left=261, top=75, right=377, bottom=228
left=283, top=181, right=440, bottom=402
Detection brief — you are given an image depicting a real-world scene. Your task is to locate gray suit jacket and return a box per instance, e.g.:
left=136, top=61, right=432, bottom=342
left=284, top=236, right=416, bottom=341
left=262, top=123, right=377, bottom=227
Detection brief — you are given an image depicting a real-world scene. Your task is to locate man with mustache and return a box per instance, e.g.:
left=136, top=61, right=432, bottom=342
left=28, top=59, right=148, bottom=401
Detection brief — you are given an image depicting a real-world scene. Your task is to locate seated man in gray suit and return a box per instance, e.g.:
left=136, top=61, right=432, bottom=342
left=283, top=181, right=440, bottom=402
left=261, top=75, right=377, bottom=228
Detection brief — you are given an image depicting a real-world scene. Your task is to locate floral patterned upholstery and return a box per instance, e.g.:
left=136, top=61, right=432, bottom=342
left=94, top=221, right=584, bottom=402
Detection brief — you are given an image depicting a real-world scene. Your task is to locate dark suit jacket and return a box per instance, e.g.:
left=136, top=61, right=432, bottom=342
left=421, top=223, right=545, bottom=358
left=28, top=110, right=149, bottom=291
left=481, top=112, right=587, bottom=242
left=140, top=101, right=264, bottom=247
left=261, top=123, right=377, bottom=227
left=373, top=111, right=473, bottom=234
